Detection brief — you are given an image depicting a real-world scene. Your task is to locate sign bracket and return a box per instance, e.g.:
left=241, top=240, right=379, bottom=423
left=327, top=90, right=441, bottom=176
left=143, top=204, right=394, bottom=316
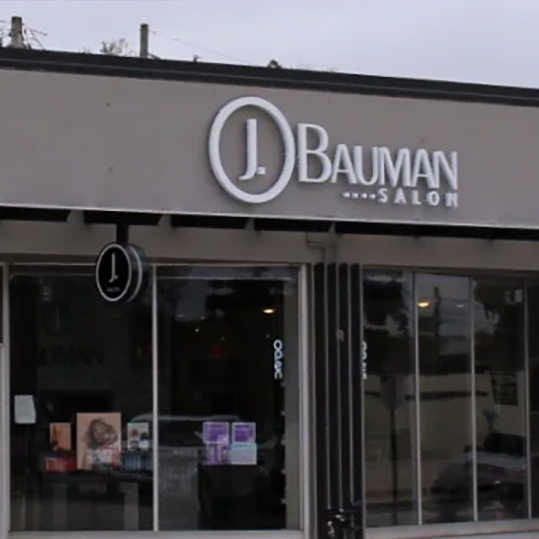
left=116, top=222, right=129, bottom=244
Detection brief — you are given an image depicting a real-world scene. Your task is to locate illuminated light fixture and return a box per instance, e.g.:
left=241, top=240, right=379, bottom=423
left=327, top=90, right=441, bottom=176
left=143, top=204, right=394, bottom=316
left=417, top=301, right=431, bottom=309
left=263, top=308, right=275, bottom=314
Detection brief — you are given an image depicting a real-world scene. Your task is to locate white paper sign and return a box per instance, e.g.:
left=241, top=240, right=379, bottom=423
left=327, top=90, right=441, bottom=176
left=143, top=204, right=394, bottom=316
left=14, top=395, right=36, bottom=424
left=229, top=443, right=257, bottom=465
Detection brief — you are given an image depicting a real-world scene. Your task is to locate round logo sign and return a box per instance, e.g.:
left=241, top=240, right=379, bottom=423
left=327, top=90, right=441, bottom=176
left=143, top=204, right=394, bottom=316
left=95, top=243, right=147, bottom=303
left=208, top=96, right=296, bottom=205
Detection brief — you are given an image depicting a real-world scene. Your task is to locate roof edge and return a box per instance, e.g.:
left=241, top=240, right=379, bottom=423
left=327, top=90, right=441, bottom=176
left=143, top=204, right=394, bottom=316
left=0, top=47, right=538, bottom=107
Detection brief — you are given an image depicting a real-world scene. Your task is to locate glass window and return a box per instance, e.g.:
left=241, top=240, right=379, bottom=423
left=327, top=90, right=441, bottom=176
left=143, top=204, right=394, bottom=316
left=417, top=274, right=472, bottom=523
left=363, top=270, right=418, bottom=527
left=362, top=270, right=533, bottom=529
left=474, top=277, right=527, bottom=521
left=157, top=266, right=300, bottom=530
left=10, top=270, right=153, bottom=531
left=9, top=265, right=302, bottom=532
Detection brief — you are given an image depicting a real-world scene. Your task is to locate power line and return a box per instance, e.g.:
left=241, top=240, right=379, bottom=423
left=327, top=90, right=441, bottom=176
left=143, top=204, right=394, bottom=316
left=23, top=26, right=47, bottom=49
left=24, top=24, right=47, bottom=38
left=149, top=29, right=250, bottom=65
left=0, top=15, right=256, bottom=65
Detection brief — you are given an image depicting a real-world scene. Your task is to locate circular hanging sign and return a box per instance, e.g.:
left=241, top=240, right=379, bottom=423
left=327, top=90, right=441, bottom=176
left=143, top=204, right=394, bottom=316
left=95, top=242, right=148, bottom=303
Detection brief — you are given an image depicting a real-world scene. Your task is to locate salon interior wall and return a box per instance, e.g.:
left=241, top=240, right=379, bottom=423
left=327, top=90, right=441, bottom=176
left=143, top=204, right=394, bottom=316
left=0, top=220, right=538, bottom=272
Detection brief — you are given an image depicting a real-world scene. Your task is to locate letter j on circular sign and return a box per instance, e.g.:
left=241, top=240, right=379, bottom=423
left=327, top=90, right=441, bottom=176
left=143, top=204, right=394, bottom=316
left=95, top=243, right=145, bottom=303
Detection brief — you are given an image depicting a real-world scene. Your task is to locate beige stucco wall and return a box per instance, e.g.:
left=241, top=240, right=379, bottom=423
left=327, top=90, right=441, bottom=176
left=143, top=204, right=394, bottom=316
left=0, top=219, right=537, bottom=275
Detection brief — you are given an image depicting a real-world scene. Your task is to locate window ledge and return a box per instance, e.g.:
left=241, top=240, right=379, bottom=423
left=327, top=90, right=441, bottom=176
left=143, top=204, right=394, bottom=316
left=366, top=519, right=539, bottom=539
left=9, top=531, right=303, bottom=539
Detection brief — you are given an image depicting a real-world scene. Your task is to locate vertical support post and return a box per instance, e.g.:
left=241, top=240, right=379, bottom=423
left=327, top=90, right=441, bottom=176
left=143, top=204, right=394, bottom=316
left=333, top=264, right=343, bottom=513
left=10, top=16, right=23, bottom=49
left=151, top=265, right=159, bottom=531
left=524, top=282, right=532, bottom=518
left=313, top=263, right=331, bottom=539
left=0, top=264, right=10, bottom=539
left=116, top=223, right=129, bottom=245
left=284, top=268, right=300, bottom=528
left=326, top=263, right=342, bottom=520
left=413, top=274, right=422, bottom=525
left=299, top=264, right=312, bottom=536
left=354, top=263, right=366, bottom=539
left=140, top=24, right=149, bottom=58
left=471, top=278, right=478, bottom=521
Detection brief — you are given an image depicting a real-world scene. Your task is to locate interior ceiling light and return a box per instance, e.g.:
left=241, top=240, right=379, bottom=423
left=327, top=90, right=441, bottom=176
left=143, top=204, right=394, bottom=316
left=263, top=308, right=275, bottom=314
left=417, top=301, right=431, bottom=309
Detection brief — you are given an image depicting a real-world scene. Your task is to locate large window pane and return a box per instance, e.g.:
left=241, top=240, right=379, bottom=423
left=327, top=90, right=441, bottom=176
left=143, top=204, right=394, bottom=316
left=157, top=266, right=300, bottom=530
left=474, top=277, right=527, bottom=521
left=363, top=270, right=418, bottom=527
left=418, top=274, right=472, bottom=523
left=10, top=270, right=153, bottom=531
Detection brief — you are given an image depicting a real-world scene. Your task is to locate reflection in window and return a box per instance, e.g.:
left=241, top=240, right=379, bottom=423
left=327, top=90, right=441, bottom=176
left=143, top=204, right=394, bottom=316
left=363, top=271, right=535, bottom=528
left=157, top=268, right=300, bottom=530
left=474, top=278, right=527, bottom=521
left=418, top=274, right=472, bottom=523
left=10, top=272, right=153, bottom=531
left=363, top=270, right=418, bottom=527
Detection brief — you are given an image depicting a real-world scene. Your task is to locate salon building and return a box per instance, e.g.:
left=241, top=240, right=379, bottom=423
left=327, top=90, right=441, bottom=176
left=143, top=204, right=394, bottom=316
left=0, top=47, right=538, bottom=539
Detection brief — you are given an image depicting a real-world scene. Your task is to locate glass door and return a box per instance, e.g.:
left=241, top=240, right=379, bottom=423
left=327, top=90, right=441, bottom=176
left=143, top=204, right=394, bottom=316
left=7, top=264, right=302, bottom=533
left=156, top=266, right=301, bottom=531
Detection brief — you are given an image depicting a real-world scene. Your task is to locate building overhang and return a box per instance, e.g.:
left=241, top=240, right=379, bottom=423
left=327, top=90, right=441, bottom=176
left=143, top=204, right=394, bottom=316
left=1, top=207, right=538, bottom=242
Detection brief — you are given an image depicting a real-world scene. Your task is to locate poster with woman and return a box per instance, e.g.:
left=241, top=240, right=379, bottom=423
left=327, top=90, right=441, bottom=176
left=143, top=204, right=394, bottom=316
left=76, top=413, right=122, bottom=470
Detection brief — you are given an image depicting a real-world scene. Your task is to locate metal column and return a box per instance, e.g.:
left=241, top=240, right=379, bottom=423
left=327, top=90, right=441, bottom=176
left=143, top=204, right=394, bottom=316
left=313, top=263, right=365, bottom=539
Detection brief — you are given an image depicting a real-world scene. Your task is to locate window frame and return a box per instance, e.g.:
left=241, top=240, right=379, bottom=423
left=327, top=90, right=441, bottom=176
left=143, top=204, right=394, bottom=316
left=2, top=262, right=312, bottom=538
left=362, top=266, right=539, bottom=537
left=1, top=264, right=8, bottom=538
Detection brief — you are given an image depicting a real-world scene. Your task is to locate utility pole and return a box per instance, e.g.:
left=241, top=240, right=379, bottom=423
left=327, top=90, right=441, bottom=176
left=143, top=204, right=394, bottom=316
left=139, top=23, right=149, bottom=58
left=10, top=16, right=24, bottom=48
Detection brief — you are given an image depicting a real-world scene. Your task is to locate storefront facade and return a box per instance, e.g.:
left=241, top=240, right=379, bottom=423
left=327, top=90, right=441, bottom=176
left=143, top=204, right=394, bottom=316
left=0, top=48, right=539, bottom=539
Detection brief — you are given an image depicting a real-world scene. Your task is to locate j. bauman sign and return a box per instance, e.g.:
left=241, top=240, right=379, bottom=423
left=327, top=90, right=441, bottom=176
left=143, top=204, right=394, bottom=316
left=95, top=243, right=148, bottom=304
left=208, top=96, right=459, bottom=209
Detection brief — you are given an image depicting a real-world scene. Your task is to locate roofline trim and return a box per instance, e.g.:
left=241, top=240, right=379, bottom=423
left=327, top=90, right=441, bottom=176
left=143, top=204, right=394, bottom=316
left=1, top=47, right=539, bottom=107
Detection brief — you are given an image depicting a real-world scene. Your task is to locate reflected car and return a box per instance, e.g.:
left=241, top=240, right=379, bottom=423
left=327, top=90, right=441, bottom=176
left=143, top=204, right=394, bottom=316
left=428, top=431, right=526, bottom=519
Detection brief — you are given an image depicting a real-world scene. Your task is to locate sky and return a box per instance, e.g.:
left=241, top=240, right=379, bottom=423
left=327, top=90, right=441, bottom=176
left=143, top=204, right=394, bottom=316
left=1, top=0, right=538, bottom=88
